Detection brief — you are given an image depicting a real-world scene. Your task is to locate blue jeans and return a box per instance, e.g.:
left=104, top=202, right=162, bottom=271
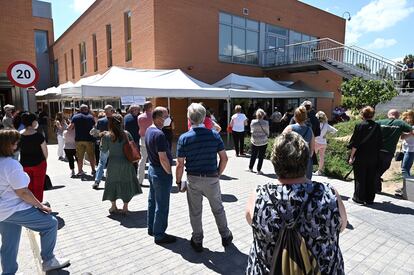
left=402, top=151, right=414, bottom=177
left=95, top=151, right=109, bottom=182
left=147, top=165, right=172, bottom=240
left=306, top=157, right=313, bottom=180
left=0, top=207, right=57, bottom=275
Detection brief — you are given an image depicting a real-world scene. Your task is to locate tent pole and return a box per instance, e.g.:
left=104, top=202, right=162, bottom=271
left=227, top=98, right=231, bottom=141
left=167, top=97, right=171, bottom=110
left=271, top=98, right=274, bottom=113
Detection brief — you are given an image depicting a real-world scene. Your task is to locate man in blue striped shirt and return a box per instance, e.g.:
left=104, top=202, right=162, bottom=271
left=176, top=103, right=232, bottom=253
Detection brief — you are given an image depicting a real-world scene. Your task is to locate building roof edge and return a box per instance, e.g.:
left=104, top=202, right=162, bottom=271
left=53, top=0, right=104, bottom=46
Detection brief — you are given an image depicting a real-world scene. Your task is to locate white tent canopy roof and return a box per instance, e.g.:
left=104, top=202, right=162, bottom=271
left=213, top=73, right=333, bottom=99
left=35, top=81, right=74, bottom=97
left=61, top=66, right=228, bottom=99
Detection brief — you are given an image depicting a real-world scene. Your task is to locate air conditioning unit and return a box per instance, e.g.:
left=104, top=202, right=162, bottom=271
left=242, top=8, right=249, bottom=15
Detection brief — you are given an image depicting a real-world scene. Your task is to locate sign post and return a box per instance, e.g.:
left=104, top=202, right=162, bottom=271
left=7, top=61, right=40, bottom=88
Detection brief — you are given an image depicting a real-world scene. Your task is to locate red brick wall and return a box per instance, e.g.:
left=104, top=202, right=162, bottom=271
left=0, top=0, right=53, bottom=73
left=53, top=0, right=155, bottom=84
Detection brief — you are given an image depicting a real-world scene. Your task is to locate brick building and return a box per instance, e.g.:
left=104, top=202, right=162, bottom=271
left=52, top=0, right=345, bottom=134
left=0, top=0, right=54, bottom=112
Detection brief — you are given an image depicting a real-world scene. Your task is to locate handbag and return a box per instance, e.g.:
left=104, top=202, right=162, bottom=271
left=395, top=143, right=404, bottom=161
left=226, top=124, right=232, bottom=133
left=123, top=131, right=141, bottom=163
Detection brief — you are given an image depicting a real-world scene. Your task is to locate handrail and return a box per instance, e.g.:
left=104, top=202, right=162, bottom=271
left=259, top=37, right=404, bottom=82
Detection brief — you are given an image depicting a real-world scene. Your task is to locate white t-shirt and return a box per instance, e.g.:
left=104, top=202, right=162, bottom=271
left=0, top=157, right=31, bottom=222
left=315, top=123, right=338, bottom=145
left=231, top=113, right=248, bottom=132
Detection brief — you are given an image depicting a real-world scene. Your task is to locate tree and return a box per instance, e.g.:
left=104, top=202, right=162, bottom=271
left=341, top=77, right=398, bottom=110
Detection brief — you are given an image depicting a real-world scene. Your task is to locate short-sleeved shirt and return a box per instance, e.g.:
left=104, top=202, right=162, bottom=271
left=187, top=116, right=213, bottom=130
left=145, top=126, right=173, bottom=167
left=0, top=157, right=31, bottom=222
left=138, top=111, right=153, bottom=138
left=2, top=116, right=14, bottom=129
left=291, top=124, right=313, bottom=145
left=376, top=119, right=413, bottom=154
left=19, top=132, right=46, bottom=167
left=71, top=112, right=96, bottom=142
left=96, top=117, right=109, bottom=132
left=124, top=113, right=140, bottom=143
left=231, top=113, right=247, bottom=132
left=177, top=126, right=225, bottom=174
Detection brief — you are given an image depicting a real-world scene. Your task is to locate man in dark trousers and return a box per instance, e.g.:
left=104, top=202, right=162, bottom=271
left=376, top=109, right=414, bottom=193
left=145, top=106, right=176, bottom=244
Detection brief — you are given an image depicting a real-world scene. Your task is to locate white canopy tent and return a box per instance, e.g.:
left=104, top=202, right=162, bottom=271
left=35, top=81, right=74, bottom=97
left=61, top=67, right=228, bottom=99
left=213, top=73, right=333, bottom=99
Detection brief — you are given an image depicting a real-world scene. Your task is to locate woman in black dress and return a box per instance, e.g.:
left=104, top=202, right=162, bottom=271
left=348, top=106, right=382, bottom=204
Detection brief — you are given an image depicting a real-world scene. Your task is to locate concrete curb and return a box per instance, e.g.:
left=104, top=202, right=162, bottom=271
left=26, top=229, right=45, bottom=275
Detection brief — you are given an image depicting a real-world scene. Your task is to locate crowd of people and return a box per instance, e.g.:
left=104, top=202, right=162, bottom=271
left=1, top=98, right=414, bottom=274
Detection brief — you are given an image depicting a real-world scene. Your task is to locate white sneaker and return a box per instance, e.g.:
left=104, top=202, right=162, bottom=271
left=42, top=257, right=70, bottom=272
left=313, top=170, right=323, bottom=176
left=248, top=168, right=254, bottom=173
left=257, top=171, right=264, bottom=175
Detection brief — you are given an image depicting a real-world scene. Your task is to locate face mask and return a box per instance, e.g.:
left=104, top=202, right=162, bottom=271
left=163, top=117, right=172, bottom=127
left=32, top=121, right=39, bottom=129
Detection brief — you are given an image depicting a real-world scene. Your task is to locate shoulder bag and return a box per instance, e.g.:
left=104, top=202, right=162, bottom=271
left=123, top=131, right=141, bottom=163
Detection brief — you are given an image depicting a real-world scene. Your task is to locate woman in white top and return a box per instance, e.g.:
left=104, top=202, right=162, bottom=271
left=54, top=112, right=67, bottom=161
left=401, top=110, right=414, bottom=177
left=0, top=129, right=69, bottom=273
left=230, top=105, right=248, bottom=157
left=314, top=111, right=338, bottom=176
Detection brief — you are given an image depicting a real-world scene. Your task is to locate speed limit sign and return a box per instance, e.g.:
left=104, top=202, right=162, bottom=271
left=7, top=61, right=40, bottom=88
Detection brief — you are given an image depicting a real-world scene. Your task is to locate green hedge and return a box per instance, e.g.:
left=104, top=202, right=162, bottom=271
left=244, top=119, right=359, bottom=180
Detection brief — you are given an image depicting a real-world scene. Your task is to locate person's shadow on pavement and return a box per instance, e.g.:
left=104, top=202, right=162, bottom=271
left=107, top=210, right=147, bottom=228
left=159, top=236, right=248, bottom=274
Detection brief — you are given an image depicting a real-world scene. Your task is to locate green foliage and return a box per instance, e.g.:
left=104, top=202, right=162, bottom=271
left=244, top=136, right=275, bottom=160
left=356, top=63, right=371, bottom=72
left=331, top=119, right=359, bottom=137
left=341, top=77, right=398, bottom=110
left=403, top=54, right=414, bottom=63
left=323, top=137, right=352, bottom=180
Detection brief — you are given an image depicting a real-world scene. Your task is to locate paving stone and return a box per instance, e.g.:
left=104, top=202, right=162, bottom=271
left=13, top=145, right=414, bottom=274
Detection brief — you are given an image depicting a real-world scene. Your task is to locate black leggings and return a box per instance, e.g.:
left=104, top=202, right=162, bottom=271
left=64, top=149, right=77, bottom=170
left=249, top=144, right=267, bottom=171
left=232, top=131, right=245, bottom=155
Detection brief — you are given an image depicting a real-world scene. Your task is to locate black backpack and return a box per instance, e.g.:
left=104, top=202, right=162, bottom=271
left=266, top=185, right=321, bottom=275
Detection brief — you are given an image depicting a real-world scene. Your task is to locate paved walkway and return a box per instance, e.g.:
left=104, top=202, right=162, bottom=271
left=3, top=145, right=414, bottom=274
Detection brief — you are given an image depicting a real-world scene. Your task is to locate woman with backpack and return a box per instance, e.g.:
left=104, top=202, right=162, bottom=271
left=245, top=132, right=347, bottom=274
left=282, top=106, right=315, bottom=180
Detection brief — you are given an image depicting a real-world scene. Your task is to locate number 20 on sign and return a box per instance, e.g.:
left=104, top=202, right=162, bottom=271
left=7, top=61, right=40, bottom=88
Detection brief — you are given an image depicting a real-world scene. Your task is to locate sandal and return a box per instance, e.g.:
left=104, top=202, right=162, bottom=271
left=108, top=208, right=119, bottom=214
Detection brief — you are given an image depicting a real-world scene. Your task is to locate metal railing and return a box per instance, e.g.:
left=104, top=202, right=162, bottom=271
left=260, top=38, right=404, bottom=82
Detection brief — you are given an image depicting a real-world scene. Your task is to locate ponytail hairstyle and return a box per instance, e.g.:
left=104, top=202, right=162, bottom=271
left=108, top=114, right=124, bottom=142
left=294, top=106, right=307, bottom=124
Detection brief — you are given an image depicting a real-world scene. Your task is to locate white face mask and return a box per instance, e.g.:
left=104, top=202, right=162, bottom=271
left=32, top=121, right=39, bottom=130
left=163, top=116, right=172, bottom=127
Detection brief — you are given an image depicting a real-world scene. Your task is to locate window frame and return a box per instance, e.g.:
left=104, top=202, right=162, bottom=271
left=92, top=34, right=98, bottom=72
left=70, top=49, right=75, bottom=79
left=106, top=24, right=112, bottom=67
left=124, top=11, right=132, bottom=62
left=79, top=41, right=87, bottom=76
left=64, top=53, right=68, bottom=81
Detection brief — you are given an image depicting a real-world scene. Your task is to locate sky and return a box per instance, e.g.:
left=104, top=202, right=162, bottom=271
left=45, top=0, right=413, bottom=62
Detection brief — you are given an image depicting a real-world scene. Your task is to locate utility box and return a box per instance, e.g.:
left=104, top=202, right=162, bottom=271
left=403, top=177, right=414, bottom=202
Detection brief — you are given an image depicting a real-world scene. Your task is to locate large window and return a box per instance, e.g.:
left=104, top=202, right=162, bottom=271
left=79, top=41, right=87, bottom=76
left=92, top=34, right=98, bottom=72
left=70, top=49, right=74, bottom=79
left=124, top=11, right=132, bottom=61
left=219, top=12, right=259, bottom=65
left=106, top=24, right=112, bottom=67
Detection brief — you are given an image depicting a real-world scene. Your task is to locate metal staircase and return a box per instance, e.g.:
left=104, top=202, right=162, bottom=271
left=261, top=38, right=404, bottom=86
